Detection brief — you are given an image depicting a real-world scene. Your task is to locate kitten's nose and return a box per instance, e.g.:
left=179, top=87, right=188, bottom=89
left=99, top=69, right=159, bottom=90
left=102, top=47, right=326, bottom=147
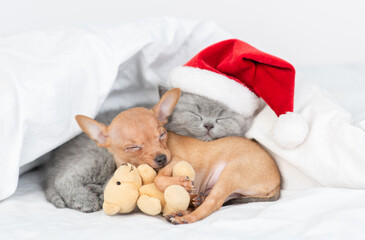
left=204, top=123, right=214, bottom=131
left=154, top=154, right=167, bottom=167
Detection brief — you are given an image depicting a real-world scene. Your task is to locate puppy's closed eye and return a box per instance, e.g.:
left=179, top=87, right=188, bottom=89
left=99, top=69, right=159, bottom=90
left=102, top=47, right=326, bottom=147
left=160, top=131, right=167, bottom=140
left=124, top=146, right=142, bottom=152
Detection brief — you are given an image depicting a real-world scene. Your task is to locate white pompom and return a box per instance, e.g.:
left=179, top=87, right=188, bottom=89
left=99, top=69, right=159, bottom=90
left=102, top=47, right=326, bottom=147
left=271, top=112, right=308, bottom=149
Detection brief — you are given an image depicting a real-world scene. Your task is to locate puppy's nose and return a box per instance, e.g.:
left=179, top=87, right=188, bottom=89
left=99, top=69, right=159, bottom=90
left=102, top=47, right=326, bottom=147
left=154, top=154, right=167, bottom=167
left=204, top=123, right=214, bottom=131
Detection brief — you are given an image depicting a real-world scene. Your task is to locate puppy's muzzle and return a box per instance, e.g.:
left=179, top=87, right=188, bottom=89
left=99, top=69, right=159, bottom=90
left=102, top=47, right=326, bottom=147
left=154, top=154, right=167, bottom=168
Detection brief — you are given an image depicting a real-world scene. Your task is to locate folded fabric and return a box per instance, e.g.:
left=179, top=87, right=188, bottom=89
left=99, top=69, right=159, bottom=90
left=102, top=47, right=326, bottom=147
left=246, top=79, right=365, bottom=190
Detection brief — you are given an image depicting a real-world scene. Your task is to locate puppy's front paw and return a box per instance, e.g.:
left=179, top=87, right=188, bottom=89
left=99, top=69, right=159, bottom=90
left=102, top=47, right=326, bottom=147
left=178, top=176, right=195, bottom=192
left=191, top=192, right=205, bottom=208
left=165, top=212, right=196, bottom=224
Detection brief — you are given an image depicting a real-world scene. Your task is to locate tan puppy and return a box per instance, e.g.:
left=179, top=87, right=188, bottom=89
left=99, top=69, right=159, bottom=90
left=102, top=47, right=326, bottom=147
left=76, top=88, right=281, bottom=224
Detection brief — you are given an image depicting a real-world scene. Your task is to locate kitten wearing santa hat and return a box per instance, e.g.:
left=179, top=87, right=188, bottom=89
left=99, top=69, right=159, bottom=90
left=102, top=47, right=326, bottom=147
left=167, top=39, right=308, bottom=148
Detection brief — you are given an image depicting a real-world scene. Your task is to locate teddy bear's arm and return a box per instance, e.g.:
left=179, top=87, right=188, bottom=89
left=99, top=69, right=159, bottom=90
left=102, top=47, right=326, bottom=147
left=157, top=157, right=181, bottom=176
left=103, top=202, right=121, bottom=216
left=154, top=157, right=194, bottom=192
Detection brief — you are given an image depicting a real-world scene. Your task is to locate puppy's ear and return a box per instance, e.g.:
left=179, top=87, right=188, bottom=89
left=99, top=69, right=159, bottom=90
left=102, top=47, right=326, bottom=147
left=153, top=88, right=181, bottom=125
left=75, top=115, right=110, bottom=147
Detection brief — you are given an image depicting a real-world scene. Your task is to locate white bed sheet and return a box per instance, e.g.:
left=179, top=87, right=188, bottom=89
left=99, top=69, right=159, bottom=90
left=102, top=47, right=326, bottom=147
left=2, top=169, right=365, bottom=240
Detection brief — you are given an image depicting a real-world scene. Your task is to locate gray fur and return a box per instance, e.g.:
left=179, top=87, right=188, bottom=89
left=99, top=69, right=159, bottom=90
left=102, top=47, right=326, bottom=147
left=164, top=90, right=254, bottom=141
left=43, top=110, right=121, bottom=212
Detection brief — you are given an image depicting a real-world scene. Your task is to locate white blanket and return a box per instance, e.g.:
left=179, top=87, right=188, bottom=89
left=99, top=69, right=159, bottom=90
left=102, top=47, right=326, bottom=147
left=0, top=18, right=232, bottom=201
left=246, top=80, right=365, bottom=190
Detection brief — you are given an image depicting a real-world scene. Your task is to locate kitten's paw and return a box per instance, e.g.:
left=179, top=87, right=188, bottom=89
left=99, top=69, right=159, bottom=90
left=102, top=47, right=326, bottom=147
left=69, top=193, right=101, bottom=213
left=53, top=198, right=66, bottom=208
left=85, top=183, right=104, bottom=195
left=46, top=191, right=66, bottom=208
left=98, top=193, right=104, bottom=206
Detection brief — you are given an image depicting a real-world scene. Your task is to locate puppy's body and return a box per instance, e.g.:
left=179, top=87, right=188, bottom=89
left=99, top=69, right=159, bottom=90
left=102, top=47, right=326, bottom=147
left=166, top=132, right=279, bottom=199
left=156, top=132, right=280, bottom=223
left=76, top=88, right=281, bottom=224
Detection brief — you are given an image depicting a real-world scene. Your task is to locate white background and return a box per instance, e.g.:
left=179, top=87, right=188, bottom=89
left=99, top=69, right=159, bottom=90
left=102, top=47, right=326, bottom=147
left=1, top=0, right=365, bottom=66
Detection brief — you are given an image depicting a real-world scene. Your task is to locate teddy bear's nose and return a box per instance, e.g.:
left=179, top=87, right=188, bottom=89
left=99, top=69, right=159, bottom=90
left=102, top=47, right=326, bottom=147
left=154, top=154, right=167, bottom=167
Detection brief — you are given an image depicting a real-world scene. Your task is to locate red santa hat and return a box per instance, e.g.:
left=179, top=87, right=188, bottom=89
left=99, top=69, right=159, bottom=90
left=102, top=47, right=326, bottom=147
left=167, top=39, right=308, bottom=148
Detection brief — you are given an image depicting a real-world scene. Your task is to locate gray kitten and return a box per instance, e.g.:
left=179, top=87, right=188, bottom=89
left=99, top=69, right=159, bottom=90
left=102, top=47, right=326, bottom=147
left=161, top=87, right=254, bottom=141
left=44, top=88, right=253, bottom=212
left=43, top=110, right=119, bottom=212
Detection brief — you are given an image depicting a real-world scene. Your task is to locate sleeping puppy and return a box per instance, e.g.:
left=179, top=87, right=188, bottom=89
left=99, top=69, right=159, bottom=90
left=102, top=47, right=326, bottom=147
left=76, top=88, right=281, bottom=224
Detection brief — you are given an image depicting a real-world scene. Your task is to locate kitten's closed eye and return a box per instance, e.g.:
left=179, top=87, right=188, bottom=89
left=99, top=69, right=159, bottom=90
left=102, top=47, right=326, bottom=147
left=216, top=117, right=229, bottom=123
left=188, top=111, right=202, bottom=120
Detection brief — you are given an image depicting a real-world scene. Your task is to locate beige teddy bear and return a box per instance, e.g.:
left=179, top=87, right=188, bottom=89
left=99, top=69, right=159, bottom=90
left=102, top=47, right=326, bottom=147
left=103, top=161, right=195, bottom=216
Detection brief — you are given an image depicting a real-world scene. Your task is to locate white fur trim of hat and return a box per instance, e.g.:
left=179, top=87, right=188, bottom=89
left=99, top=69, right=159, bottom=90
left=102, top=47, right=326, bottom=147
left=168, top=66, right=260, bottom=118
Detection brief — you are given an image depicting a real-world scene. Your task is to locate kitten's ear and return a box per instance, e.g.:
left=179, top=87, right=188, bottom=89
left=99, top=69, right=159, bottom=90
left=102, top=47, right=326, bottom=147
left=158, top=84, right=169, bottom=97
left=75, top=115, right=110, bottom=147
left=153, top=88, right=181, bottom=125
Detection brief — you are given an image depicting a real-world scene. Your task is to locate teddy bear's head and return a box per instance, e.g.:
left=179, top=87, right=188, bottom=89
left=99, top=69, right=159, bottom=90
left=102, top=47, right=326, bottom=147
left=103, top=163, right=143, bottom=215
left=112, top=163, right=142, bottom=189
